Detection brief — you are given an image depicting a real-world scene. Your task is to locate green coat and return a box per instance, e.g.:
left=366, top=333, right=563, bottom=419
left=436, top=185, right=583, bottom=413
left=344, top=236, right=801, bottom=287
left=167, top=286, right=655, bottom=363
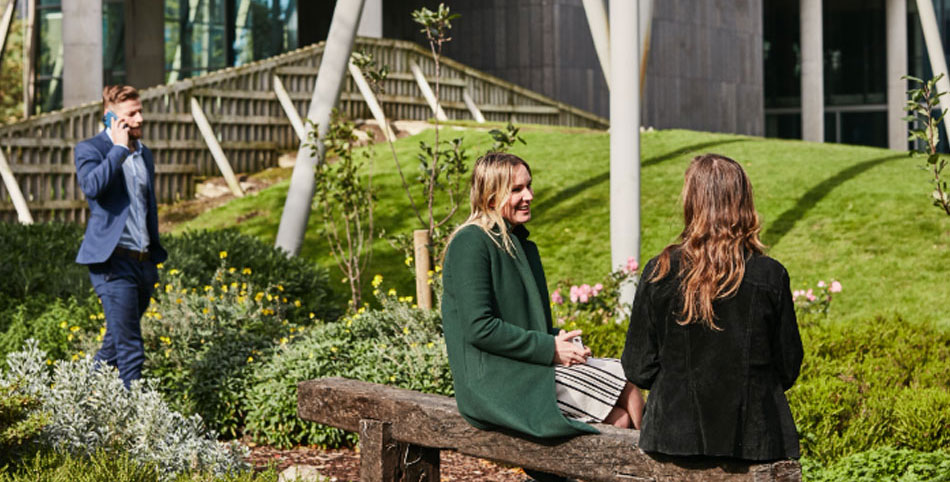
left=441, top=223, right=597, bottom=438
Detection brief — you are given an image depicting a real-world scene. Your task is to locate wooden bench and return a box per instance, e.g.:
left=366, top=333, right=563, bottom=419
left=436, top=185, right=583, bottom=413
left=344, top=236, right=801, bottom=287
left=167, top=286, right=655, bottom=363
left=298, top=377, right=802, bottom=482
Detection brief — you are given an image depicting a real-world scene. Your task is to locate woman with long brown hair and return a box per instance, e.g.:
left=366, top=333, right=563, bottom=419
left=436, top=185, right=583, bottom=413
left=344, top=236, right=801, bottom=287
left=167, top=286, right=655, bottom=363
left=441, top=152, right=644, bottom=444
left=622, top=153, right=803, bottom=460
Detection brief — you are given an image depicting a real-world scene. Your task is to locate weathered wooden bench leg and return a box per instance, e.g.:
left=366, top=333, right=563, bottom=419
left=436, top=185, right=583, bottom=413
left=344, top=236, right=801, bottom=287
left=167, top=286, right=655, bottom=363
left=401, top=443, right=440, bottom=482
left=359, top=419, right=401, bottom=482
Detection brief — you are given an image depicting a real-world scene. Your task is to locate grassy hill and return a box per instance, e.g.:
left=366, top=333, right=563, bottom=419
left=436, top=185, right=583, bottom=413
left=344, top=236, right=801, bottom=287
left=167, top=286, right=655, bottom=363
left=171, top=125, right=950, bottom=327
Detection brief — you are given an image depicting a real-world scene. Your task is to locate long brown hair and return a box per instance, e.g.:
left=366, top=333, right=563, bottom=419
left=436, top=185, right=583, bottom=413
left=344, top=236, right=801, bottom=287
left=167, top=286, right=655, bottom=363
left=651, top=154, right=766, bottom=330
left=448, top=152, right=531, bottom=256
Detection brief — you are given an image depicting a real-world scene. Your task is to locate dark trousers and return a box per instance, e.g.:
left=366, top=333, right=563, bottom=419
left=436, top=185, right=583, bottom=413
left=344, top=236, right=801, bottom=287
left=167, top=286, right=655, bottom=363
left=88, top=254, right=158, bottom=388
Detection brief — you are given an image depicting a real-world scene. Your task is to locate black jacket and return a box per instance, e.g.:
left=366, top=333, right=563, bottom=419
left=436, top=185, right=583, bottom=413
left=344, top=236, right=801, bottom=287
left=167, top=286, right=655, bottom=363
left=622, top=251, right=803, bottom=461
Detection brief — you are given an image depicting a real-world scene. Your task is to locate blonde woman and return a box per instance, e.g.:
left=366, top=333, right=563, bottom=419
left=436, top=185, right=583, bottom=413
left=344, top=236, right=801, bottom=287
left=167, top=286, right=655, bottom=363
left=622, top=154, right=804, bottom=460
left=441, top=152, right=643, bottom=442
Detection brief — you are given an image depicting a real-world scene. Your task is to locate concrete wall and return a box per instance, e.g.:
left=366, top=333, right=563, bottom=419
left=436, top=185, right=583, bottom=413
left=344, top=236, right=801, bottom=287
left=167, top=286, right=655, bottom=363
left=642, top=0, right=765, bottom=136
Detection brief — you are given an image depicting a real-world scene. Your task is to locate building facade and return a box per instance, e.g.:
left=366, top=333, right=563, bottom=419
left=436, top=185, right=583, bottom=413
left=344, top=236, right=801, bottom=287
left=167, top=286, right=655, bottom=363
left=14, top=0, right=950, bottom=149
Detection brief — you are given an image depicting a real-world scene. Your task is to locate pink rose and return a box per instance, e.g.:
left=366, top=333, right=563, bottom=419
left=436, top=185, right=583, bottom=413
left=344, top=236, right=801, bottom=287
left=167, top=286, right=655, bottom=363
left=593, top=283, right=604, bottom=295
left=551, top=289, right=564, bottom=305
left=569, top=285, right=580, bottom=303
left=829, top=281, right=842, bottom=293
left=578, top=284, right=591, bottom=303
left=625, top=256, right=639, bottom=274
left=793, top=290, right=803, bottom=299
left=806, top=289, right=816, bottom=302
left=817, top=280, right=826, bottom=288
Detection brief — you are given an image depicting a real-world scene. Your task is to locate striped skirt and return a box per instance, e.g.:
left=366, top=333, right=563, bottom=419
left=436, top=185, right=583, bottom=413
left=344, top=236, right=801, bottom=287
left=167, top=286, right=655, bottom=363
left=554, top=357, right=627, bottom=423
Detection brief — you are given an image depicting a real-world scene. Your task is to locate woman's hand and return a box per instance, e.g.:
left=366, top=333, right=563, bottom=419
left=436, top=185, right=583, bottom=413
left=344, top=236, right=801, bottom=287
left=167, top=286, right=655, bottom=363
left=553, top=329, right=591, bottom=366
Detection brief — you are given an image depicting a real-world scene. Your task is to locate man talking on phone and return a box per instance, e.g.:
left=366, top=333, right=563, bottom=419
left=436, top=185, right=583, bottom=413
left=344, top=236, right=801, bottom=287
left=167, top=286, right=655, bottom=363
left=74, top=85, right=167, bottom=388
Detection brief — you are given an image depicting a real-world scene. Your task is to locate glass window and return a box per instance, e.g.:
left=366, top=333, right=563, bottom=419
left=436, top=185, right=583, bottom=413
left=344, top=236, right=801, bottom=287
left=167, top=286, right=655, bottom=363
left=232, top=0, right=298, bottom=67
left=103, top=0, right=126, bottom=86
left=35, top=2, right=63, bottom=113
left=164, top=0, right=228, bottom=83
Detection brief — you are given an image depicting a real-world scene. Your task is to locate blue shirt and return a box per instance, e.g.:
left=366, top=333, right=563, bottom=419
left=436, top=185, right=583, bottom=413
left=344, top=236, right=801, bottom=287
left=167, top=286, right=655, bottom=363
left=108, top=132, right=149, bottom=252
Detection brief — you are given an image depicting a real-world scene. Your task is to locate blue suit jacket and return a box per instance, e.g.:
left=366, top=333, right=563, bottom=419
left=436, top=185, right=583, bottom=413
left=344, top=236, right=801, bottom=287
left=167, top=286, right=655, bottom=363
left=74, top=131, right=168, bottom=265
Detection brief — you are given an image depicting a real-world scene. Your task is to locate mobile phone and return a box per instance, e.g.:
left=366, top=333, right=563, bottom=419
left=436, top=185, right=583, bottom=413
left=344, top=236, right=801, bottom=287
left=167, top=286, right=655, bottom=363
left=571, top=336, right=584, bottom=349
left=103, top=111, right=118, bottom=128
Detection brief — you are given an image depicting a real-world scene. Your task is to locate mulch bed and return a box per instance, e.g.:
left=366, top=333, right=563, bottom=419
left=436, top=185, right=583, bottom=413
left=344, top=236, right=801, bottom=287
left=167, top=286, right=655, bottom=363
left=246, top=443, right=528, bottom=481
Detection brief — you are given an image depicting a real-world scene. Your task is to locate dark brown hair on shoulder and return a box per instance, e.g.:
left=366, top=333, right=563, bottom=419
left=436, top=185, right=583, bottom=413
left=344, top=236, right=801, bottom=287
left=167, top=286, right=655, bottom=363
left=102, top=85, right=140, bottom=114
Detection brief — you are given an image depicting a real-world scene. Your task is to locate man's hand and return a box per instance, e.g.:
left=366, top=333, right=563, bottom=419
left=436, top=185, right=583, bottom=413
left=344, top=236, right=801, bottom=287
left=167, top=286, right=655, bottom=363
left=553, top=329, right=591, bottom=366
left=110, top=116, right=130, bottom=149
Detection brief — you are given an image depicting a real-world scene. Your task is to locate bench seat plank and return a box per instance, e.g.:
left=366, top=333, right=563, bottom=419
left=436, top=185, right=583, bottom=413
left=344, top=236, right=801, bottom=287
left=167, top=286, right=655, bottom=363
left=298, top=377, right=801, bottom=482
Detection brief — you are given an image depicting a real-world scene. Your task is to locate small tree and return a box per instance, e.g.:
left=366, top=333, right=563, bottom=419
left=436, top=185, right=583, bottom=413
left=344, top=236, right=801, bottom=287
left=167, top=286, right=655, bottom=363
left=307, top=110, right=375, bottom=310
left=903, top=74, right=950, bottom=215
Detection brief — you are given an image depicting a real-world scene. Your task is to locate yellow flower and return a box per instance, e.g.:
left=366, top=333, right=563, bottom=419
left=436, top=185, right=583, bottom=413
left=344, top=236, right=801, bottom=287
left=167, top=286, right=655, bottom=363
left=341, top=277, right=348, bottom=284
left=231, top=282, right=238, bottom=288
left=237, top=296, right=246, bottom=303
left=357, top=306, right=366, bottom=314
left=165, top=284, right=172, bottom=293
left=242, top=267, right=252, bottom=275
left=372, top=289, right=379, bottom=296
left=389, top=375, right=396, bottom=382
left=280, top=337, right=289, bottom=345
left=277, top=284, right=284, bottom=292
left=309, top=312, right=315, bottom=319
left=180, top=288, right=188, bottom=294
left=154, top=313, right=163, bottom=320
left=67, top=334, right=73, bottom=341
left=402, top=326, right=410, bottom=334
left=168, top=268, right=180, bottom=275
left=46, top=359, right=52, bottom=365
left=371, top=274, right=383, bottom=288
left=219, top=251, right=228, bottom=259
left=266, top=294, right=273, bottom=302
left=98, top=313, right=105, bottom=320
left=204, top=286, right=213, bottom=292
left=282, top=297, right=288, bottom=303
left=60, top=321, right=68, bottom=329
left=426, top=342, right=434, bottom=348
left=427, top=270, right=434, bottom=278
left=69, top=326, right=79, bottom=332
left=404, top=256, right=413, bottom=267
left=427, top=279, right=434, bottom=285
left=71, top=354, right=79, bottom=361
left=202, top=308, right=209, bottom=314
left=255, top=292, right=264, bottom=302
left=241, top=282, right=247, bottom=290
left=153, top=282, right=160, bottom=289
left=434, top=265, right=441, bottom=273
left=156, top=263, right=164, bottom=269
left=387, top=288, right=397, bottom=297
left=247, top=356, right=254, bottom=362
left=99, top=327, right=106, bottom=335
left=207, top=295, right=216, bottom=302
left=228, top=267, right=236, bottom=273
left=220, top=284, right=228, bottom=293
left=294, top=300, right=301, bottom=307
left=330, top=346, right=338, bottom=353
left=175, top=298, right=183, bottom=304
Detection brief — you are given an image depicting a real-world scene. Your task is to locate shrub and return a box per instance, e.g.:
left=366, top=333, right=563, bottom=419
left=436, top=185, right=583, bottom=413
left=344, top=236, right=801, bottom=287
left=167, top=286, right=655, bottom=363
left=0, top=449, right=280, bottom=482
left=140, top=265, right=303, bottom=439
left=802, top=447, right=950, bottom=482
left=0, top=294, right=101, bottom=362
left=0, top=223, right=89, bottom=309
left=1, top=340, right=248, bottom=481
left=0, top=381, right=48, bottom=465
left=243, top=292, right=451, bottom=449
left=162, top=229, right=342, bottom=323
left=557, top=318, right=627, bottom=359
left=551, top=257, right=639, bottom=326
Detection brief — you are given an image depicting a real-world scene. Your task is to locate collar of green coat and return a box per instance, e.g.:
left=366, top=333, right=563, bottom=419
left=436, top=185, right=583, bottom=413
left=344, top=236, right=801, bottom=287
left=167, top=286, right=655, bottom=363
left=505, top=226, right=546, bottom=332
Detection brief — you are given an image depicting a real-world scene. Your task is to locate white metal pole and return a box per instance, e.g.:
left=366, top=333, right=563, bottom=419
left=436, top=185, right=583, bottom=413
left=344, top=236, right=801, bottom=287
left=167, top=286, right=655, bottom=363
left=462, top=89, right=486, bottom=123
left=22, top=0, right=34, bottom=118
left=276, top=0, right=366, bottom=256
left=410, top=60, right=448, bottom=121
left=190, top=97, right=245, bottom=197
left=639, top=0, right=654, bottom=95
left=0, top=147, right=34, bottom=224
left=610, top=0, right=639, bottom=305
left=916, top=0, right=950, bottom=122
left=0, top=0, right=16, bottom=67
left=800, top=0, right=824, bottom=143
left=582, top=0, right=610, bottom=89
left=348, top=60, right=396, bottom=142
left=887, top=0, right=908, bottom=151
left=273, top=75, right=308, bottom=142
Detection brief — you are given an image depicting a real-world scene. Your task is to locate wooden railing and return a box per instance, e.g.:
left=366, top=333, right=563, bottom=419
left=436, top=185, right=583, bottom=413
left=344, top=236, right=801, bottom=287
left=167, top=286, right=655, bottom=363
left=0, top=37, right=608, bottom=223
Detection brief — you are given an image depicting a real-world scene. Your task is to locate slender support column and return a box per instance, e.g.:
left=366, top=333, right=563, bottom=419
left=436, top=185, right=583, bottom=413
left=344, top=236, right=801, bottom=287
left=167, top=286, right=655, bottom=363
left=359, top=419, right=400, bottom=482
left=916, top=0, right=950, bottom=126
left=582, top=0, right=610, bottom=89
left=0, top=147, right=33, bottom=224
left=800, top=0, right=824, bottom=143
left=273, top=75, right=307, bottom=142
left=124, top=0, right=165, bottom=89
left=357, top=0, right=382, bottom=38
left=639, top=0, right=654, bottom=95
left=348, top=61, right=396, bottom=142
left=409, top=61, right=448, bottom=121
left=276, top=0, right=366, bottom=256
left=0, top=0, right=16, bottom=67
left=609, top=1, right=639, bottom=305
left=21, top=0, right=34, bottom=117
left=462, top=90, right=485, bottom=123
left=888, top=0, right=908, bottom=151
left=190, top=97, right=245, bottom=197
left=62, top=0, right=103, bottom=107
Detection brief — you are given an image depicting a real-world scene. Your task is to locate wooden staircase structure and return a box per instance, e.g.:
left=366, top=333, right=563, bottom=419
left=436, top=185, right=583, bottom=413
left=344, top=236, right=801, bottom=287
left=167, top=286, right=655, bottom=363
left=0, top=37, right=608, bottom=223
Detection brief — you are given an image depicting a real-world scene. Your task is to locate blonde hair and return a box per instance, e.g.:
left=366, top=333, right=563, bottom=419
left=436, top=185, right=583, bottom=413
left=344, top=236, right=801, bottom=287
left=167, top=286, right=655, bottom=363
left=449, top=152, right=531, bottom=256
left=651, top=154, right=766, bottom=330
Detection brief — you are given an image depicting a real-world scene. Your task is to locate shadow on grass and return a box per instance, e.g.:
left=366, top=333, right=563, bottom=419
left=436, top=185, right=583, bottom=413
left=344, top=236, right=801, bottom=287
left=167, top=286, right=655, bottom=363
left=533, top=138, right=749, bottom=216
left=762, top=153, right=905, bottom=247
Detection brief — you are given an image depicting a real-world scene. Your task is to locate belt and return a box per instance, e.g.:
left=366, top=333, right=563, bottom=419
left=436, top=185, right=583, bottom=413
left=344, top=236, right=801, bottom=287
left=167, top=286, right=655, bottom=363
left=113, top=246, right=150, bottom=262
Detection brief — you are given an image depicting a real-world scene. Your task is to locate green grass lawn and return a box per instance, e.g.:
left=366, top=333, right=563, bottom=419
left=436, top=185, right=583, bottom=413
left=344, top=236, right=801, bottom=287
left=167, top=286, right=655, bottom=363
left=171, top=126, right=950, bottom=326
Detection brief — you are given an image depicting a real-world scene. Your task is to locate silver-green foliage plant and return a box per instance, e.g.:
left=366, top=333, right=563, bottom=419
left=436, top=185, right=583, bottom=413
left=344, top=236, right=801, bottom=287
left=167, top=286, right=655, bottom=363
left=903, top=74, right=950, bottom=215
left=1, top=340, right=249, bottom=481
